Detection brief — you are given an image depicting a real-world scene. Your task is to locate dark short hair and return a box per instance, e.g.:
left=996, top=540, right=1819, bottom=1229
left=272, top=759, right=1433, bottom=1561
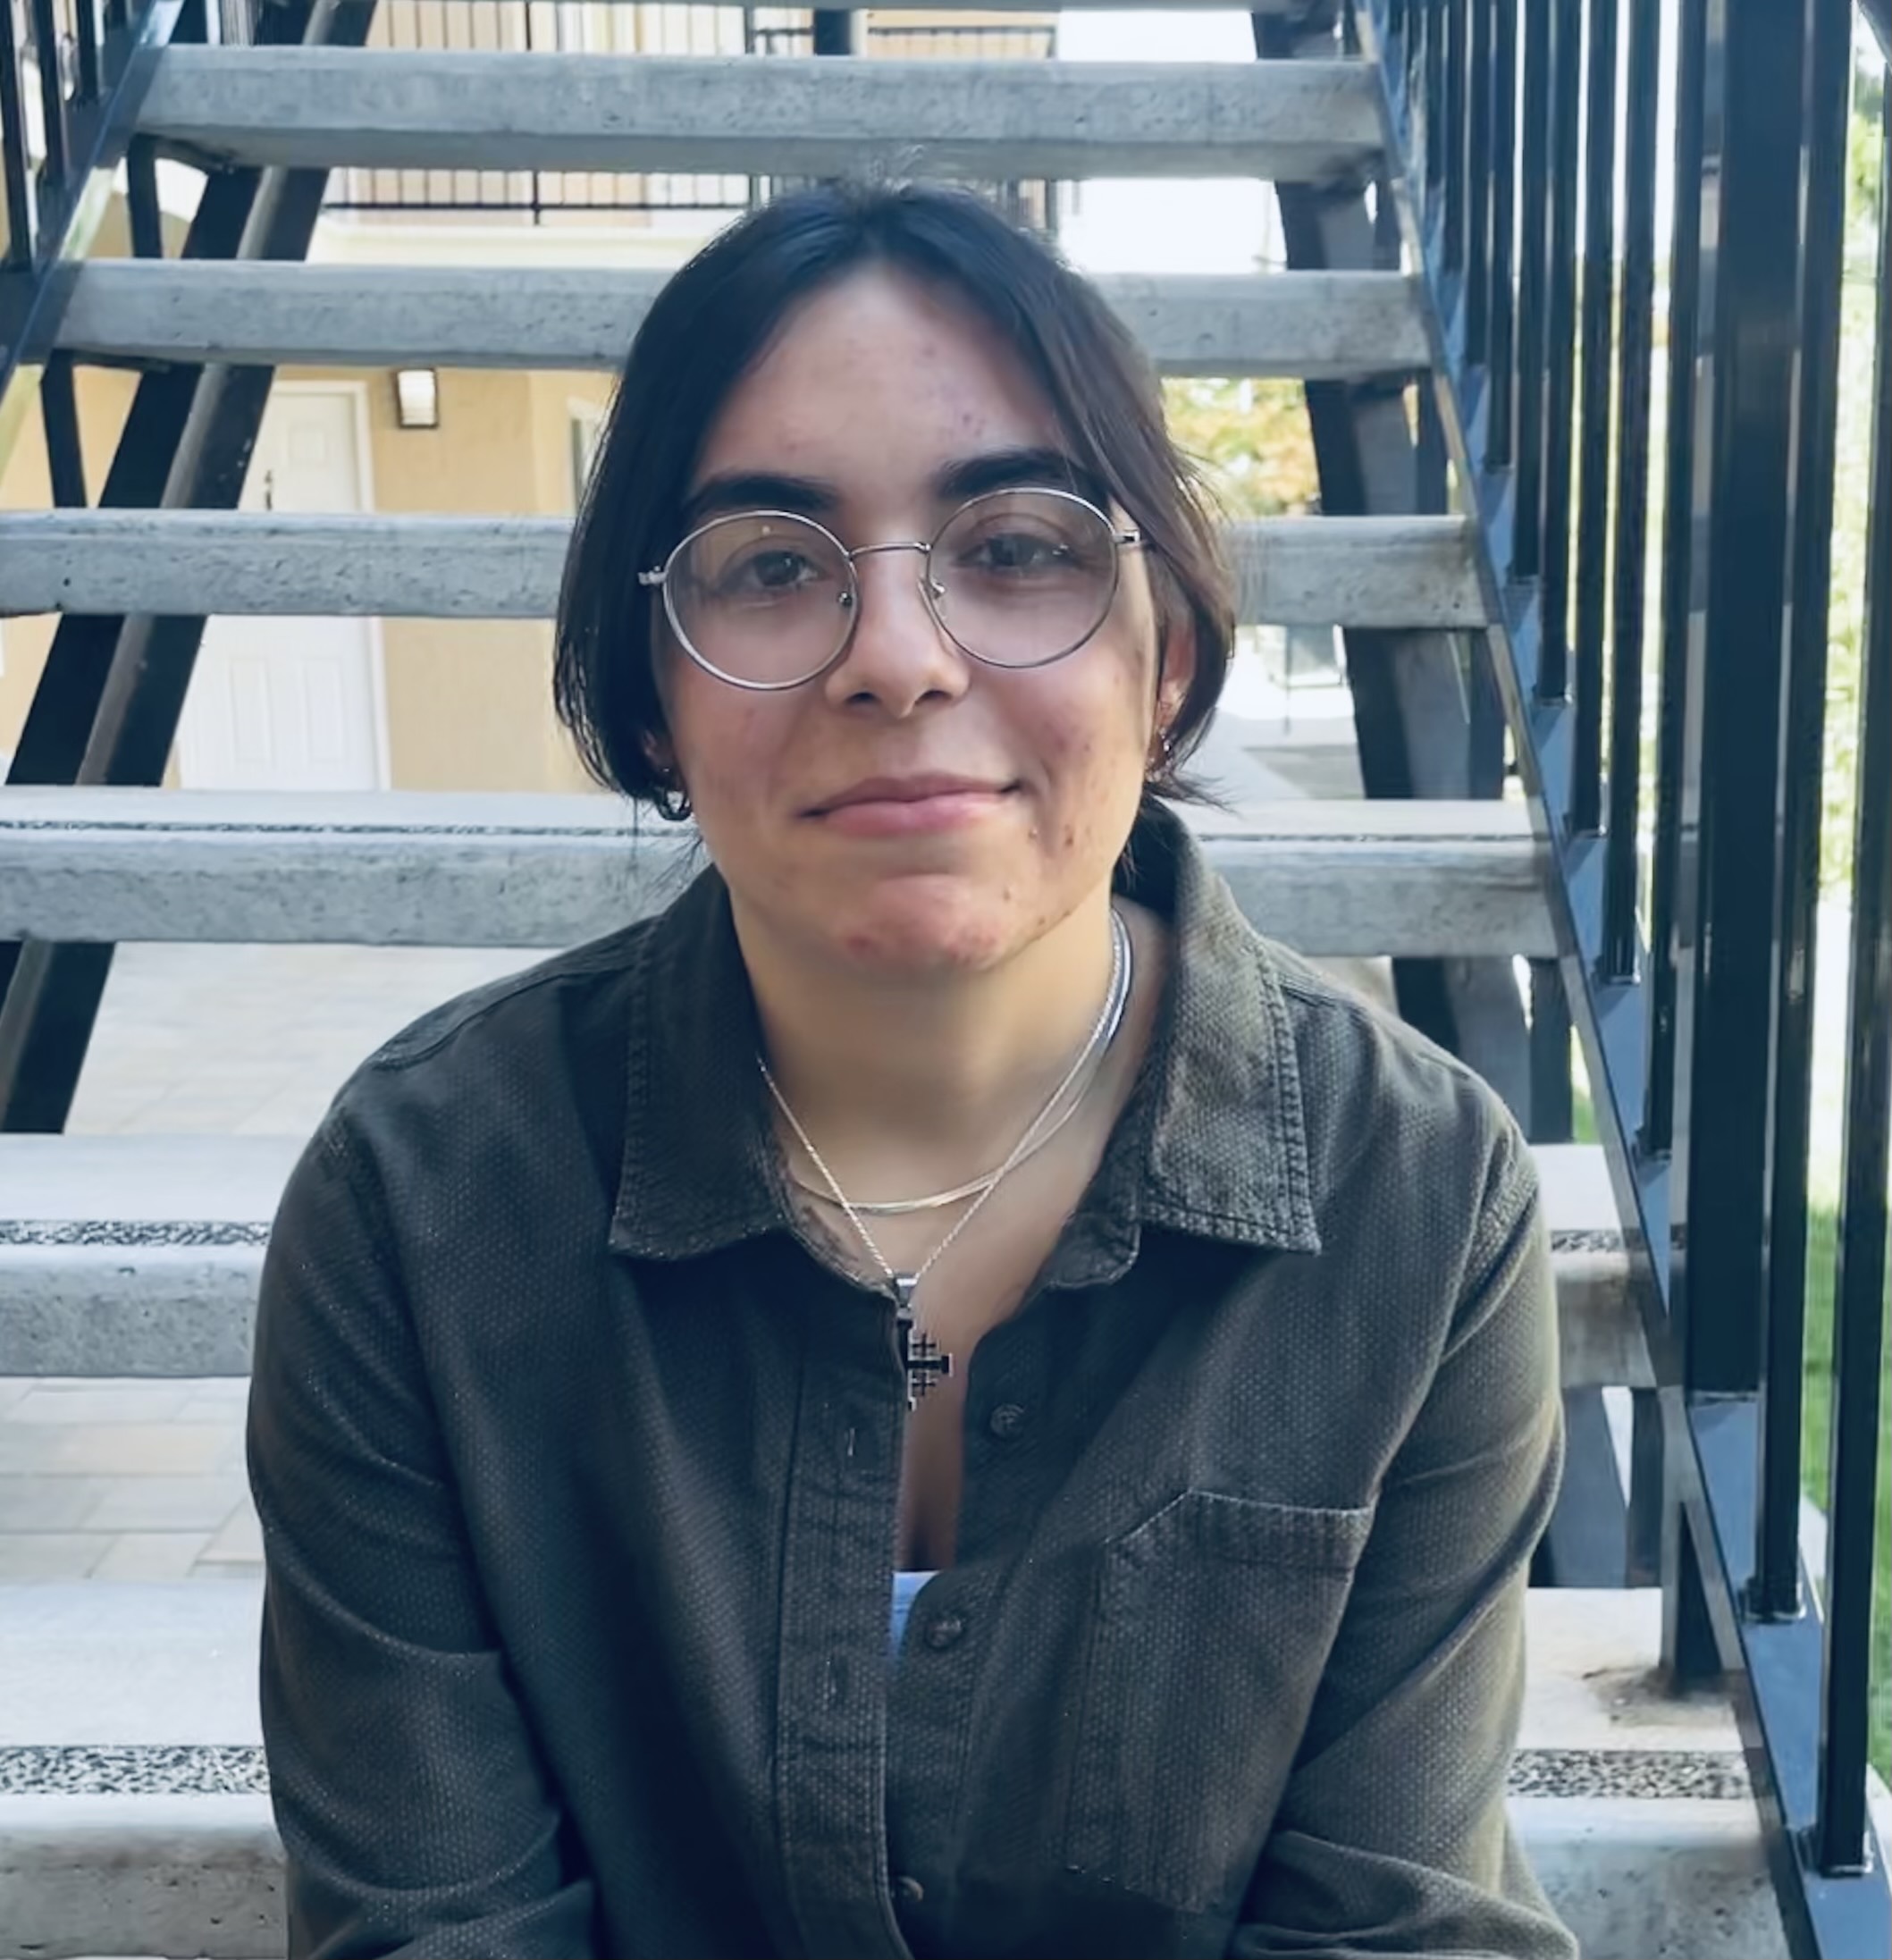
left=553, top=181, right=1235, bottom=813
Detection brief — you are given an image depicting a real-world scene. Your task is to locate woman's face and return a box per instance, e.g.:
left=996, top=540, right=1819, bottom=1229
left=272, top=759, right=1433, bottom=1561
left=652, top=267, right=1194, bottom=979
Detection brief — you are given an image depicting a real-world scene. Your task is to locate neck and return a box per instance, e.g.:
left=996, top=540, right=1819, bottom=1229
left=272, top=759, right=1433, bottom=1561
left=736, top=891, right=1122, bottom=1201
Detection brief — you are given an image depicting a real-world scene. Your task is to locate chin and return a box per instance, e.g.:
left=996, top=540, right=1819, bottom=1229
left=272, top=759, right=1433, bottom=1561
left=820, top=879, right=1024, bottom=974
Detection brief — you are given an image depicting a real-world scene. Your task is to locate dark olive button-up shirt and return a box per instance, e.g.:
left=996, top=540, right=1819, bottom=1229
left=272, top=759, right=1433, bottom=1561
left=249, top=799, right=1576, bottom=1960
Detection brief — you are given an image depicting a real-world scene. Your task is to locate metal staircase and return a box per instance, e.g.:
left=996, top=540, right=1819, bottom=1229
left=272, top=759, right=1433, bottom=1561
left=1, top=1, right=1888, bottom=1956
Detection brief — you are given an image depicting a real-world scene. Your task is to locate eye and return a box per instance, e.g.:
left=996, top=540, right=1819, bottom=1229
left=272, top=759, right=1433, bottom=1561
left=958, top=527, right=1074, bottom=577
left=716, top=546, right=830, bottom=598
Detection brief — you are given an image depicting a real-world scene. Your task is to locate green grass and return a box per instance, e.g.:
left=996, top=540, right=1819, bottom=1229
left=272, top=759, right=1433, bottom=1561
left=1800, top=1203, right=1892, bottom=1784
left=1570, top=1082, right=1891, bottom=1780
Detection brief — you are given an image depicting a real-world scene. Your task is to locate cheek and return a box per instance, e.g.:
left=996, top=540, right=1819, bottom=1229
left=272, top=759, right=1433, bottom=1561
left=662, top=666, right=782, bottom=804
left=1015, top=658, right=1154, bottom=845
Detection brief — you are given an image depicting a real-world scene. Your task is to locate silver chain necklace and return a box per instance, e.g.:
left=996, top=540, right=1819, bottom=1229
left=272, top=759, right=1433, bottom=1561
left=782, top=1017, right=1106, bottom=1215
left=758, top=904, right=1133, bottom=1409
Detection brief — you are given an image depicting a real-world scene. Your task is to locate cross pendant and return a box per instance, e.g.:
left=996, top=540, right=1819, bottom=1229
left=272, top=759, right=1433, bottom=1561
left=890, top=1274, right=953, bottom=1411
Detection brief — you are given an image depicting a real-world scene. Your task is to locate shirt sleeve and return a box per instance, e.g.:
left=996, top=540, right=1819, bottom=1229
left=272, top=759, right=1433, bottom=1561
left=1229, top=1122, right=1578, bottom=1960
left=248, top=1108, right=599, bottom=1960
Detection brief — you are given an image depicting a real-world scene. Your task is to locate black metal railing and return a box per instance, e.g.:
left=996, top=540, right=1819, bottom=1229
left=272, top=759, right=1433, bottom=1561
left=1, top=0, right=143, bottom=276
left=1362, top=0, right=1891, bottom=1951
left=0, top=0, right=367, bottom=1132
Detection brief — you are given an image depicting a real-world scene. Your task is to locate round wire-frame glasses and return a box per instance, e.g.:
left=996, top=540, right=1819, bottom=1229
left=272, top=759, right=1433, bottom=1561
left=637, top=485, right=1145, bottom=692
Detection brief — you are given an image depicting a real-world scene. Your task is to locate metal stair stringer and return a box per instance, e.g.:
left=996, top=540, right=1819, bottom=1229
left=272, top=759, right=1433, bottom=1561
left=1254, top=0, right=1631, bottom=1589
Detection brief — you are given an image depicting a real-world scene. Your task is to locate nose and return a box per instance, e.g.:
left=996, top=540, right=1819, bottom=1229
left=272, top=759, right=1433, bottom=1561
left=820, top=543, right=970, bottom=717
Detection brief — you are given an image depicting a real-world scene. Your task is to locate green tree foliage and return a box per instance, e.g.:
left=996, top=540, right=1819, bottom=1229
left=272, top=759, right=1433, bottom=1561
left=1160, top=375, right=1322, bottom=520
left=1823, top=62, right=1885, bottom=894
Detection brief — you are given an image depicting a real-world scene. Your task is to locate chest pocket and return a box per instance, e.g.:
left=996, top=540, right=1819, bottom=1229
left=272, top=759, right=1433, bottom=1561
left=1059, top=1487, right=1375, bottom=1916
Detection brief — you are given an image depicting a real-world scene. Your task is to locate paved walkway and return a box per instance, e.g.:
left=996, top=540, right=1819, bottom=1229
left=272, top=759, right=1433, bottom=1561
left=2, top=690, right=1369, bottom=1582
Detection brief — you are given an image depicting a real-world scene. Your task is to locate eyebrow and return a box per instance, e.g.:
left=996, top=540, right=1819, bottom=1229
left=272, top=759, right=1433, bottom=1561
left=677, top=445, right=1108, bottom=533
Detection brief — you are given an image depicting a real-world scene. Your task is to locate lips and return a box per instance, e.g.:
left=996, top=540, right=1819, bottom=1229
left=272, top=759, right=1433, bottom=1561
left=810, top=773, right=1013, bottom=815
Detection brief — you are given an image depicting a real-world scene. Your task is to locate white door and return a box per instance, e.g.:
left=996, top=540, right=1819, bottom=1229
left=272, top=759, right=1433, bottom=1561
left=178, top=388, right=384, bottom=791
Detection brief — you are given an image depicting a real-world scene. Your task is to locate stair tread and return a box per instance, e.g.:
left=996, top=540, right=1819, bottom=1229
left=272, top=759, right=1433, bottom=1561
left=0, top=1131, right=1618, bottom=1233
left=0, top=511, right=1488, bottom=630
left=137, top=48, right=1383, bottom=180
left=0, top=785, right=1533, bottom=836
left=55, top=262, right=1433, bottom=378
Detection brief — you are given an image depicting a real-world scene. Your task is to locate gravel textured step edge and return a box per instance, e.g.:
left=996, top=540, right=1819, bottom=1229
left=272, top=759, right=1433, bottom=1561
left=0, top=1590, right=1838, bottom=1960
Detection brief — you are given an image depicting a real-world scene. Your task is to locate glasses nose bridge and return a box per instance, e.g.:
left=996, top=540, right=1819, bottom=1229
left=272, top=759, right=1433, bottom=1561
left=843, top=536, right=945, bottom=610
left=845, top=537, right=932, bottom=569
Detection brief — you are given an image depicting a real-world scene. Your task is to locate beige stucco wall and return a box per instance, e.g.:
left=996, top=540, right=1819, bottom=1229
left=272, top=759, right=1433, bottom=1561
left=1, top=292, right=617, bottom=793
left=354, top=362, right=613, bottom=794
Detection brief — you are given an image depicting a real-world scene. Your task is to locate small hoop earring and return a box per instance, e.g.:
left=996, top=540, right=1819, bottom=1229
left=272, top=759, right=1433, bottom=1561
left=1148, top=726, right=1177, bottom=778
left=652, top=775, right=693, bottom=823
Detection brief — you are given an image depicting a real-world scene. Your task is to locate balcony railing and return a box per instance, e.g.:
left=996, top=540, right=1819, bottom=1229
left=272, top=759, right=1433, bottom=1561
left=317, top=3, right=1057, bottom=226
left=1360, top=0, right=1892, bottom=1951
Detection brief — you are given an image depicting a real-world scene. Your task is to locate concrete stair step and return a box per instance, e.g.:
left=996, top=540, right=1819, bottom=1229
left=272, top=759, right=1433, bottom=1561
left=0, top=1136, right=1643, bottom=1384
left=55, top=263, right=1432, bottom=378
left=0, top=789, right=1550, bottom=955
left=135, top=48, right=1381, bottom=181
left=0, top=1585, right=1793, bottom=1960
left=0, top=510, right=1486, bottom=629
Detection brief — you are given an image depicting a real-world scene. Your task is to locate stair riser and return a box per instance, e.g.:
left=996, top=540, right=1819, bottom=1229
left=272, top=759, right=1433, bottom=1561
left=0, top=1796, right=1781, bottom=1960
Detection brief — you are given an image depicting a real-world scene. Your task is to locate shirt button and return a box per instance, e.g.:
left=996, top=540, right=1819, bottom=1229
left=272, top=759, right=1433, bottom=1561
left=893, top=1874, right=925, bottom=1906
left=922, top=1612, right=967, bottom=1651
left=988, top=1401, right=1028, bottom=1440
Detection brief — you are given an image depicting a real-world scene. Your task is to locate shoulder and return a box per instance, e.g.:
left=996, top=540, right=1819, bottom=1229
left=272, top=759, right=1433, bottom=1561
left=1255, top=932, right=1539, bottom=1255
left=312, top=918, right=655, bottom=1174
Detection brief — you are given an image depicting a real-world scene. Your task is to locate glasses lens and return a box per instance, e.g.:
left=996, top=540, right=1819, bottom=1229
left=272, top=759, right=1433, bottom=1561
left=666, top=513, right=854, bottom=686
left=929, top=491, right=1120, bottom=668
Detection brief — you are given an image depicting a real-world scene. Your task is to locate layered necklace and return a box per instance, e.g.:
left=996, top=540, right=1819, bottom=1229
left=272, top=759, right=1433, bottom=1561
left=758, top=905, right=1134, bottom=1409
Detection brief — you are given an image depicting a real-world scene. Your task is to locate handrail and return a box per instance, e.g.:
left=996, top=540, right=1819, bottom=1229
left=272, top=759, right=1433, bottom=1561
left=1358, top=0, right=1891, bottom=1954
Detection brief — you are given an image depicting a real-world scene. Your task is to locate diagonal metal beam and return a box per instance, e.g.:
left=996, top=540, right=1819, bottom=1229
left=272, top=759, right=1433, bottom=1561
left=0, top=0, right=378, bottom=1136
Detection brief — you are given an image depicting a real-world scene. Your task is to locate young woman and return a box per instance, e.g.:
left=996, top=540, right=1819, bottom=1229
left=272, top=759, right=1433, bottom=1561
left=250, top=182, right=1573, bottom=1960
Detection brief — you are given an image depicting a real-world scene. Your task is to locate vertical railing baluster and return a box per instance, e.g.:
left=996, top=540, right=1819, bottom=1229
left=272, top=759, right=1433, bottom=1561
left=1409, top=0, right=1429, bottom=163
left=1424, top=0, right=1447, bottom=231
left=1755, top=0, right=1854, bottom=1628
left=74, top=0, right=100, bottom=103
left=1540, top=0, right=1581, bottom=699
left=1602, top=0, right=1659, bottom=980
left=1466, top=0, right=1492, bottom=362
left=1571, top=0, right=1619, bottom=832
left=1443, top=0, right=1467, bottom=278
left=1, top=0, right=32, bottom=269
left=30, top=0, right=69, bottom=222
left=1812, top=58, right=1891, bottom=1880
left=1486, top=0, right=1517, bottom=470
left=1513, top=0, right=1549, bottom=578
left=1643, top=0, right=1707, bottom=1157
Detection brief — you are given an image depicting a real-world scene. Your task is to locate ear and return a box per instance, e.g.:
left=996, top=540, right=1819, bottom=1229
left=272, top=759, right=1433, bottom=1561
left=1154, top=614, right=1199, bottom=735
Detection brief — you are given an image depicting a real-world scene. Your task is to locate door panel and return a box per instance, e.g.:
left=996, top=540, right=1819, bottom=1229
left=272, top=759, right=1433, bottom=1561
left=179, top=390, right=383, bottom=792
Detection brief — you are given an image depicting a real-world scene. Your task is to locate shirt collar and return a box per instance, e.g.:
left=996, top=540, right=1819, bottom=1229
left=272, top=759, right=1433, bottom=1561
left=609, top=799, right=1322, bottom=1267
